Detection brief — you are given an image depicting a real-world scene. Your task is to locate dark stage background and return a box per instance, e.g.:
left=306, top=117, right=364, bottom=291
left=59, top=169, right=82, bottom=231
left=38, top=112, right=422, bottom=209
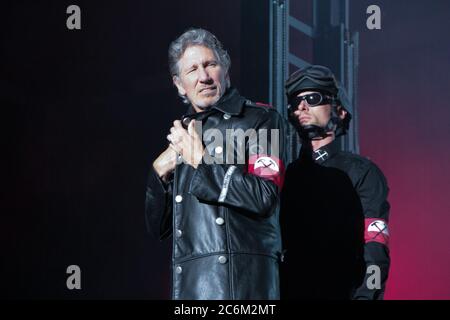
left=1, top=0, right=449, bottom=299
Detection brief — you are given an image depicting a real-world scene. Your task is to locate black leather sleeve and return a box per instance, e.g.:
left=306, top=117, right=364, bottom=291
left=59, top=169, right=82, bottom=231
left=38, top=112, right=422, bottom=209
left=353, top=163, right=391, bottom=300
left=189, top=164, right=279, bottom=217
left=189, top=110, right=286, bottom=218
left=144, top=168, right=173, bottom=240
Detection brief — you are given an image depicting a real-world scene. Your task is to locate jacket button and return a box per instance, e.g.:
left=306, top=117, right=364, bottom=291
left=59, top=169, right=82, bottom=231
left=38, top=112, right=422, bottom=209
left=215, top=146, right=223, bottom=154
left=175, top=266, right=182, bottom=274
left=176, top=229, right=183, bottom=238
left=175, top=195, right=183, bottom=203
left=215, top=217, right=225, bottom=226
left=218, top=256, right=227, bottom=264
left=223, top=113, right=231, bottom=120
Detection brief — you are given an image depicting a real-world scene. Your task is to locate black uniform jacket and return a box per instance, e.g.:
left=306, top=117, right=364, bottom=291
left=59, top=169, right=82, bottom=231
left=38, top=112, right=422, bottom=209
left=146, top=88, right=286, bottom=300
left=280, top=140, right=390, bottom=300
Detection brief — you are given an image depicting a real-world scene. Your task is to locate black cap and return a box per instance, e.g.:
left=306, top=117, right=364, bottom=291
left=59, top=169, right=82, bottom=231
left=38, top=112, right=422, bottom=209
left=285, top=65, right=339, bottom=99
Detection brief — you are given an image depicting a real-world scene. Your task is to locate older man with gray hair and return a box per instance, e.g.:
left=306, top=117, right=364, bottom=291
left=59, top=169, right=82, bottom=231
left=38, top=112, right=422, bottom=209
left=145, top=28, right=286, bottom=300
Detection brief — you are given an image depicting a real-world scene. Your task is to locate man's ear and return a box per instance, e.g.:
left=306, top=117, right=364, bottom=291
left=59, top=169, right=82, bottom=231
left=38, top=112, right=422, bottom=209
left=173, top=76, right=186, bottom=96
left=337, top=106, right=348, bottom=120
left=225, top=72, right=231, bottom=88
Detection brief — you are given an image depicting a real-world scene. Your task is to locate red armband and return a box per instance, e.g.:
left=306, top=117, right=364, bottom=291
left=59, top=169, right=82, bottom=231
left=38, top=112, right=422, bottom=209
left=365, top=218, right=390, bottom=246
left=248, top=154, right=285, bottom=189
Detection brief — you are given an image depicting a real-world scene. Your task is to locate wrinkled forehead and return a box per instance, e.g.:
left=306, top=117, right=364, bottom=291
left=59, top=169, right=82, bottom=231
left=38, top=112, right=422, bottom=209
left=178, top=45, right=219, bottom=68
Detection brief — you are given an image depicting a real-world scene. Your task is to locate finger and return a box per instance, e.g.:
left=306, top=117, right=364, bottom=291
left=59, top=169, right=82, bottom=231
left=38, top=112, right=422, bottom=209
left=167, top=134, right=179, bottom=144
left=173, top=120, right=183, bottom=128
left=170, top=127, right=176, bottom=134
left=172, top=126, right=186, bottom=137
left=172, top=122, right=189, bottom=139
left=187, top=120, right=195, bottom=136
left=189, top=120, right=201, bottom=139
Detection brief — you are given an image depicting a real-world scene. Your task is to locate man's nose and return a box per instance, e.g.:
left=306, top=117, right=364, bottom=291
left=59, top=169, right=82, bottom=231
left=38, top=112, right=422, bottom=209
left=198, top=66, right=211, bottom=82
left=297, top=100, right=309, bottom=111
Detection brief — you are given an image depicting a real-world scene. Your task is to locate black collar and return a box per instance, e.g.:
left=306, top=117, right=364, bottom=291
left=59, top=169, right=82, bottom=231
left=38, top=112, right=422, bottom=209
left=312, top=139, right=340, bottom=164
left=212, top=87, right=246, bottom=115
left=183, top=87, right=246, bottom=118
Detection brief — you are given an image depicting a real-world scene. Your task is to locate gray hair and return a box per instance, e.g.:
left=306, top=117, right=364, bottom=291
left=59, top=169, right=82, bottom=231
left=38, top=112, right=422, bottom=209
left=168, top=28, right=231, bottom=77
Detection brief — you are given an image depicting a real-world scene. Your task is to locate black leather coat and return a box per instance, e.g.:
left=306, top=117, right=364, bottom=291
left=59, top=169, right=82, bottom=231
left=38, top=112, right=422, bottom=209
left=145, top=88, right=285, bottom=300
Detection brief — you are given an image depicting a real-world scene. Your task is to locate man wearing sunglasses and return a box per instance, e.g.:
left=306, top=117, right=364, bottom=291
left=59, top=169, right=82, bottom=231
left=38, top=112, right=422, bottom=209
left=280, top=65, right=391, bottom=300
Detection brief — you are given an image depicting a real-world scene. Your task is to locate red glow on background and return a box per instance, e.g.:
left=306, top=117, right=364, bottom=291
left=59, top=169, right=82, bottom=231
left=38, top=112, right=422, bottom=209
left=359, top=83, right=450, bottom=300
left=353, top=0, right=450, bottom=299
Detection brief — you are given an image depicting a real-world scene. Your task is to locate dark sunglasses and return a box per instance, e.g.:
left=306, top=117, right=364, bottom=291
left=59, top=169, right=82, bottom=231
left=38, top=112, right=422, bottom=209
left=289, top=92, right=333, bottom=108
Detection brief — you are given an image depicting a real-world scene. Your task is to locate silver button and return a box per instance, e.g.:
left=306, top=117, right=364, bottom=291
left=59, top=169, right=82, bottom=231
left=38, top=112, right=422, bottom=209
left=175, top=266, right=182, bottom=274
left=215, top=146, right=223, bottom=154
left=175, top=195, right=183, bottom=203
left=215, top=217, right=225, bottom=226
left=218, top=256, right=227, bottom=264
left=223, top=113, right=231, bottom=120
left=176, top=229, right=183, bottom=238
